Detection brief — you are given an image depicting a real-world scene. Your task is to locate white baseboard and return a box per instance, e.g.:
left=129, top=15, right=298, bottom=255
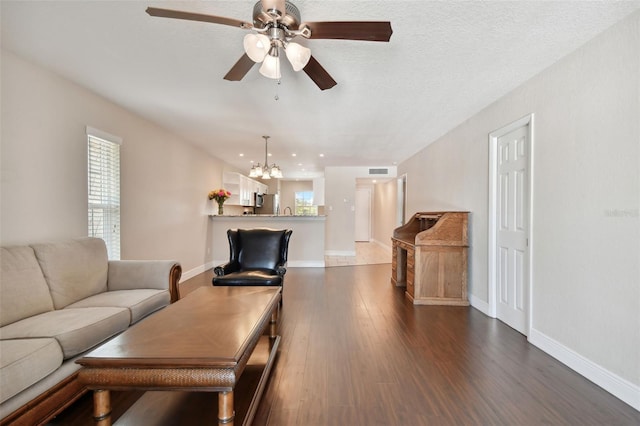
left=180, top=261, right=215, bottom=282
left=324, top=250, right=356, bottom=256
left=529, top=328, right=640, bottom=411
left=371, top=239, right=392, bottom=253
left=289, top=260, right=325, bottom=267
left=468, top=293, right=491, bottom=316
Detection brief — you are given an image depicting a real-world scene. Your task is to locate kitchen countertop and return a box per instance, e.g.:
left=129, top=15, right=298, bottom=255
left=208, top=214, right=326, bottom=267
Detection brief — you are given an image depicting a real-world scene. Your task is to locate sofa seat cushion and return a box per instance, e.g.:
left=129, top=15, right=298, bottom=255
left=213, top=270, right=283, bottom=286
left=0, top=338, right=63, bottom=404
left=0, top=307, right=129, bottom=359
left=65, top=289, right=170, bottom=324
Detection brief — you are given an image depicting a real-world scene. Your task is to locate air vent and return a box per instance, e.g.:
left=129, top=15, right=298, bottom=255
left=368, top=168, right=389, bottom=175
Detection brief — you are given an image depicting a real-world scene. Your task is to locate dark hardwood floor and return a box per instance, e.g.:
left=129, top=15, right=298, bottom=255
left=52, top=264, right=639, bottom=425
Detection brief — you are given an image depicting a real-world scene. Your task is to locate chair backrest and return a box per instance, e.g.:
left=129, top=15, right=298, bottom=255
left=227, top=228, right=292, bottom=271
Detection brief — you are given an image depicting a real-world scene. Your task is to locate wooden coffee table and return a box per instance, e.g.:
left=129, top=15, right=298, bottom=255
left=76, top=286, right=281, bottom=426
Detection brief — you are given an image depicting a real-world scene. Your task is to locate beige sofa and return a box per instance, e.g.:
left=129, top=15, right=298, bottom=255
left=0, top=237, right=181, bottom=425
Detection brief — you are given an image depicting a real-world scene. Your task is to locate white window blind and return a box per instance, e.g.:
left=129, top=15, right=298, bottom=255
left=87, top=127, right=121, bottom=260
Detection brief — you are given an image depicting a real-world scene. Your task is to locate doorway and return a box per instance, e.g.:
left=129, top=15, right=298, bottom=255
left=488, top=114, right=534, bottom=335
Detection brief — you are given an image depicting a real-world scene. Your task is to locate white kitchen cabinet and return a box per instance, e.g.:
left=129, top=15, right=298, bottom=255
left=222, top=172, right=265, bottom=206
left=222, top=172, right=241, bottom=205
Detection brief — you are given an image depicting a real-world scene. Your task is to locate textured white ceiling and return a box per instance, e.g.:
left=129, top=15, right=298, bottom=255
left=2, top=1, right=639, bottom=178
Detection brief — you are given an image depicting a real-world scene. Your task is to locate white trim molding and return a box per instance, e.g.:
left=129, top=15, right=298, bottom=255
left=529, top=328, right=640, bottom=411
left=180, top=262, right=214, bottom=282
left=371, top=238, right=392, bottom=253
left=324, top=250, right=356, bottom=256
left=469, top=294, right=490, bottom=316
left=86, top=125, right=122, bottom=145
left=487, top=113, right=535, bottom=334
left=289, top=261, right=325, bottom=268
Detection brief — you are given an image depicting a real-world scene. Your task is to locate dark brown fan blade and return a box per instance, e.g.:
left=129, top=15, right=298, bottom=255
left=146, top=7, right=252, bottom=29
left=303, top=56, right=337, bottom=91
left=303, top=21, right=392, bottom=42
left=223, top=54, right=256, bottom=81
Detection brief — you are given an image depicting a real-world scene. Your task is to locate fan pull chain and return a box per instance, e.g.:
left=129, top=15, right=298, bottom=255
left=274, top=78, right=281, bottom=101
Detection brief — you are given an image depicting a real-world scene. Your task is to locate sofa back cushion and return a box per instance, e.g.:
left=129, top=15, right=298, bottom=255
left=32, top=237, right=108, bottom=309
left=0, top=246, right=54, bottom=327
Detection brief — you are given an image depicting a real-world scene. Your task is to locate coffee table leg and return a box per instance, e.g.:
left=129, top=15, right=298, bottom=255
left=93, top=389, right=111, bottom=426
left=218, top=390, right=235, bottom=425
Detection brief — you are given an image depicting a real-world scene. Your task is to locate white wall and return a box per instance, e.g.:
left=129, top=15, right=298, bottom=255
left=372, top=180, right=398, bottom=250
left=399, top=12, right=639, bottom=406
left=1, top=50, right=229, bottom=279
left=279, top=179, right=312, bottom=214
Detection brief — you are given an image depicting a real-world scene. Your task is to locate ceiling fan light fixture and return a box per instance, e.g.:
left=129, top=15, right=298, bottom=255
left=259, top=46, right=281, bottom=79
left=243, top=33, right=270, bottom=62
left=147, top=2, right=392, bottom=90
left=285, top=42, right=311, bottom=71
left=261, top=0, right=286, bottom=19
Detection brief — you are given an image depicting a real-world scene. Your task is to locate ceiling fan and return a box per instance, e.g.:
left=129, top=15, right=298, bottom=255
left=146, top=0, right=392, bottom=90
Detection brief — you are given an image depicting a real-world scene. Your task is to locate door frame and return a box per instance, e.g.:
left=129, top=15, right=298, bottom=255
left=487, top=114, right=535, bottom=335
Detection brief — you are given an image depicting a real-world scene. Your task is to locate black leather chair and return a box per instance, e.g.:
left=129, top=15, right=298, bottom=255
left=212, top=228, right=293, bottom=291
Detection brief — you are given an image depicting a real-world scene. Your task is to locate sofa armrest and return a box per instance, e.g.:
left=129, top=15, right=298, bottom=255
left=107, top=260, right=182, bottom=303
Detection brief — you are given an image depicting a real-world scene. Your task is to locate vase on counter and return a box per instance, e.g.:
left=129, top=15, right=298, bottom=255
left=217, top=201, right=224, bottom=215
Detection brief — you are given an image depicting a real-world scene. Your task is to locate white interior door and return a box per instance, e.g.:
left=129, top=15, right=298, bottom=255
left=490, top=117, right=532, bottom=335
left=355, top=188, right=371, bottom=242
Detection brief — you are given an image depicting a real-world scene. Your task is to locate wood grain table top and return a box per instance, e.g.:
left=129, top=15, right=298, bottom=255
left=76, top=286, right=281, bottom=369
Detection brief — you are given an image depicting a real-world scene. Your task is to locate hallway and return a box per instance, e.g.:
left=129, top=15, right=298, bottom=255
left=324, top=241, right=390, bottom=267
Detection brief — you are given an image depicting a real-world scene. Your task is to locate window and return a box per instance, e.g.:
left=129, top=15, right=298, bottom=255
left=294, top=191, right=317, bottom=216
left=87, top=127, right=121, bottom=260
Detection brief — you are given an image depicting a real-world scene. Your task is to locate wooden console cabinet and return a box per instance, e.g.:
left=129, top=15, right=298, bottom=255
left=391, top=212, right=469, bottom=306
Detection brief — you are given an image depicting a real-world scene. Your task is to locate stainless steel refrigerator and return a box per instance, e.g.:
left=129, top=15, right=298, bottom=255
left=255, top=193, right=279, bottom=215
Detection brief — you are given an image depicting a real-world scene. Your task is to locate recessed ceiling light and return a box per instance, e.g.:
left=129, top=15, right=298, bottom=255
left=319, top=153, right=324, bottom=157
left=239, top=153, right=244, bottom=157
left=292, top=153, right=297, bottom=157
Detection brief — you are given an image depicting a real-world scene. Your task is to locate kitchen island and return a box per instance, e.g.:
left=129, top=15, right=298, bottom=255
left=209, top=215, right=326, bottom=267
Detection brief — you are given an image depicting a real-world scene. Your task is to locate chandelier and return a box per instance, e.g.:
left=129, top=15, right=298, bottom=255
left=249, top=135, right=283, bottom=180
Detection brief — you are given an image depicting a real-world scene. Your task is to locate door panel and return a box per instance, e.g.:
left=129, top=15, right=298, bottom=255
left=355, top=188, right=371, bottom=242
